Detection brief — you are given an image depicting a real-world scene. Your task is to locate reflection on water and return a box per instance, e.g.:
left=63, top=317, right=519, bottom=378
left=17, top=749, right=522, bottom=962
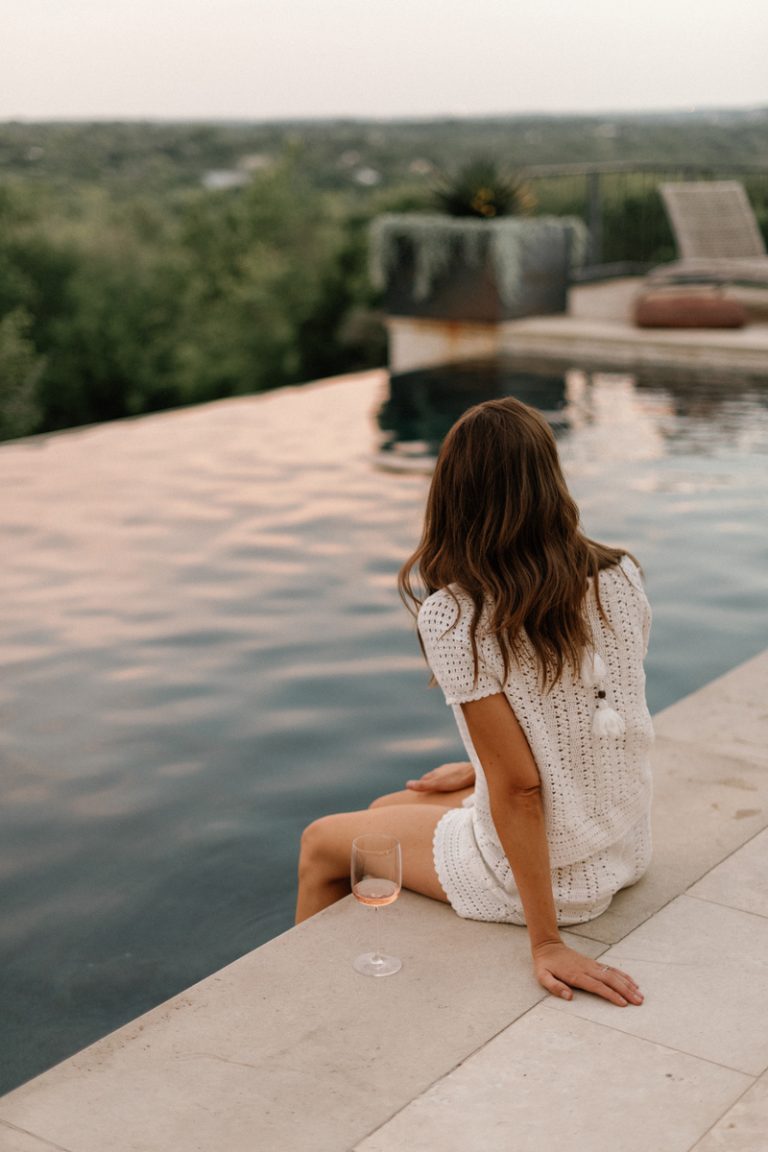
left=380, top=358, right=768, bottom=464
left=1, top=363, right=767, bottom=1093
left=378, top=360, right=570, bottom=469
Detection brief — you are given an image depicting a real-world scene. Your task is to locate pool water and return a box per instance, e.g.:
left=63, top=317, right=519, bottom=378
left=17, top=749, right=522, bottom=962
left=1, top=363, right=767, bottom=1093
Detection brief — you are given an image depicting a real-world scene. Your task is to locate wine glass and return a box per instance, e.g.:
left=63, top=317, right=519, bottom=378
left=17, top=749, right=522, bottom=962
left=351, top=834, right=402, bottom=977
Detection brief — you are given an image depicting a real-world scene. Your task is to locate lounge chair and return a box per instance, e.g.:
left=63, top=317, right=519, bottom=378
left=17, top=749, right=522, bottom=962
left=647, top=181, right=768, bottom=288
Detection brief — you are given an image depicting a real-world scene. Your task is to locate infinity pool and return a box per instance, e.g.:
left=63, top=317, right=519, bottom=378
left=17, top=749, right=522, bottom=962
left=1, top=363, right=767, bottom=1092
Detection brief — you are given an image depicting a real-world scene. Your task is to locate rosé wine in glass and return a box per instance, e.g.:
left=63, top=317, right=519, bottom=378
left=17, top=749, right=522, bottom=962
left=352, top=877, right=399, bottom=907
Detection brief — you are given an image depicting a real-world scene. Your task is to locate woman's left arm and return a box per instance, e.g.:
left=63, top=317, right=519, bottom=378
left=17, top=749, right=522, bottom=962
left=461, top=694, right=643, bottom=1007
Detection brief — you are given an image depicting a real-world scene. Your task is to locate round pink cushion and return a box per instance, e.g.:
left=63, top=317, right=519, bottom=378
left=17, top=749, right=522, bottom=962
left=634, top=293, right=747, bottom=329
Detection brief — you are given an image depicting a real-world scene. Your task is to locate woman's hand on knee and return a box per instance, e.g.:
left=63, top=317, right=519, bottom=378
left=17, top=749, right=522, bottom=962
left=406, top=761, right=475, bottom=793
left=531, top=941, right=644, bottom=1008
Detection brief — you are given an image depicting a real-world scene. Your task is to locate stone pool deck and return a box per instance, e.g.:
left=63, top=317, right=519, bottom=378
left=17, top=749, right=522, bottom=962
left=1, top=650, right=767, bottom=1152
left=388, top=277, right=768, bottom=376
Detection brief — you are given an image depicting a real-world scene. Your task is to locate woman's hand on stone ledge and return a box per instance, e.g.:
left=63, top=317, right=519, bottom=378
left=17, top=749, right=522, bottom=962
left=531, top=940, right=644, bottom=1008
left=406, top=761, right=475, bottom=793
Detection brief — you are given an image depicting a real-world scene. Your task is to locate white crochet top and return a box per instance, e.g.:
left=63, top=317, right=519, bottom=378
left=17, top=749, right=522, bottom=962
left=418, top=555, right=654, bottom=926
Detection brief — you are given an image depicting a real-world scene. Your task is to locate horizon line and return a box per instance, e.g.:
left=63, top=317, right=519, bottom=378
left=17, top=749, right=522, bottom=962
left=2, top=103, right=767, bottom=126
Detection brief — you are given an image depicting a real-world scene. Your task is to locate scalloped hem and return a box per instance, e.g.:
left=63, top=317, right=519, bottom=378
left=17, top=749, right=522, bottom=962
left=432, top=808, right=527, bottom=925
left=432, top=809, right=456, bottom=903
left=443, top=683, right=504, bottom=707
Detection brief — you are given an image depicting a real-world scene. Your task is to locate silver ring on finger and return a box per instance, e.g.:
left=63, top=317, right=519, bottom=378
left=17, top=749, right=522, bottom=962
left=599, top=965, right=611, bottom=975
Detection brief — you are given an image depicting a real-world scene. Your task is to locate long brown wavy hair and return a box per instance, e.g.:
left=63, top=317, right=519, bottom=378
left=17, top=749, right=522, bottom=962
left=398, top=396, right=630, bottom=689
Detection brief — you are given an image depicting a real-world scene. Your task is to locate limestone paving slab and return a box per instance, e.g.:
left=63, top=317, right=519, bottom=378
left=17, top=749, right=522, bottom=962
left=0, top=892, right=601, bottom=1152
left=0, top=1123, right=73, bottom=1152
left=689, top=1068, right=768, bottom=1152
left=354, top=1004, right=751, bottom=1152
left=568, top=735, right=768, bottom=945
left=653, top=649, right=768, bottom=768
left=547, top=894, right=768, bottom=1075
left=568, top=277, right=640, bottom=322
left=687, top=827, right=768, bottom=920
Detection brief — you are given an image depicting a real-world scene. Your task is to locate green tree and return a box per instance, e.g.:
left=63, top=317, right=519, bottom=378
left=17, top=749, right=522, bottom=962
left=0, top=308, right=44, bottom=439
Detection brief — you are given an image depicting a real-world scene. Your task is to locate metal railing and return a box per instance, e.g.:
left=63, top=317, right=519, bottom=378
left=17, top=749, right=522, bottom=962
left=521, top=162, right=768, bottom=279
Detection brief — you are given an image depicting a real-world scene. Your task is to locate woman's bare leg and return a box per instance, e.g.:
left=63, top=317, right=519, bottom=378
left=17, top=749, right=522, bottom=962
left=369, top=786, right=473, bottom=809
left=296, top=804, right=450, bottom=924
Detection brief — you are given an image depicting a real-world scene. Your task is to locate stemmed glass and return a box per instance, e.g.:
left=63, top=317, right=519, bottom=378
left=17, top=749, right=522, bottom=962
left=351, top=834, right=402, bottom=977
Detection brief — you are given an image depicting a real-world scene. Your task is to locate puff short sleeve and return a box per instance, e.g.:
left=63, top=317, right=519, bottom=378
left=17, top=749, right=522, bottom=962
left=616, top=555, right=652, bottom=657
left=417, top=589, right=504, bottom=706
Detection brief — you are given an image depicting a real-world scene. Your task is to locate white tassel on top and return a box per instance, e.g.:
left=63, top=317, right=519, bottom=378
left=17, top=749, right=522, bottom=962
left=582, top=650, right=626, bottom=739
left=592, top=697, right=626, bottom=738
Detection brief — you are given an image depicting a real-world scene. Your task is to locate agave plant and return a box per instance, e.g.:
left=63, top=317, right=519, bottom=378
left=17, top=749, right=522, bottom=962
left=432, top=159, right=534, bottom=219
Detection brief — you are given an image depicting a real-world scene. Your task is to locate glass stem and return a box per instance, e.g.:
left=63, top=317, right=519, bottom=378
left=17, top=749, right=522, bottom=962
left=373, top=905, right=382, bottom=962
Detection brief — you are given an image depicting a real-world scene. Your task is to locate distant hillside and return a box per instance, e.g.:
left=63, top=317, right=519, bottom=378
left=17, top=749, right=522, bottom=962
left=1, top=110, right=767, bottom=196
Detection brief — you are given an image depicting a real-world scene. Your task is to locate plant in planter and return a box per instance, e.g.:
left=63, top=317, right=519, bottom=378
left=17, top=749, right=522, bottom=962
left=431, top=158, right=534, bottom=219
left=370, top=159, right=587, bottom=323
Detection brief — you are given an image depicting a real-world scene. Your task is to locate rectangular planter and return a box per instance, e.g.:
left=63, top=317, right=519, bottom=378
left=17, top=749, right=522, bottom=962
left=370, top=214, right=588, bottom=323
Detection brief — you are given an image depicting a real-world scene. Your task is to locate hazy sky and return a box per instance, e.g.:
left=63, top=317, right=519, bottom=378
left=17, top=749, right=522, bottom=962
left=2, top=0, right=766, bottom=120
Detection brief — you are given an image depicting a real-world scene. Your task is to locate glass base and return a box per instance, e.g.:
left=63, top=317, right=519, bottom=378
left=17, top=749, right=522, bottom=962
left=353, top=951, right=402, bottom=977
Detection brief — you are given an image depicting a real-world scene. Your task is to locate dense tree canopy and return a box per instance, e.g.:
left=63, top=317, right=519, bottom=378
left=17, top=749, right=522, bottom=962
left=0, top=154, right=387, bottom=438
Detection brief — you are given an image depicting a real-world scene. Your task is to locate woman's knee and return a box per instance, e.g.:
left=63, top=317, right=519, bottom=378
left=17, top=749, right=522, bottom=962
left=299, top=815, right=339, bottom=871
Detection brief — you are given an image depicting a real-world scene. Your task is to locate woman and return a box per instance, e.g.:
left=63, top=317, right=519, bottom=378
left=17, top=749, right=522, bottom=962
left=296, top=397, right=652, bottom=1008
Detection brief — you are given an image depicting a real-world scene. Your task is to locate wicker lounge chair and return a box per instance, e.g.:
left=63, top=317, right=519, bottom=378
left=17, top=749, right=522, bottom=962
left=647, top=181, right=768, bottom=288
